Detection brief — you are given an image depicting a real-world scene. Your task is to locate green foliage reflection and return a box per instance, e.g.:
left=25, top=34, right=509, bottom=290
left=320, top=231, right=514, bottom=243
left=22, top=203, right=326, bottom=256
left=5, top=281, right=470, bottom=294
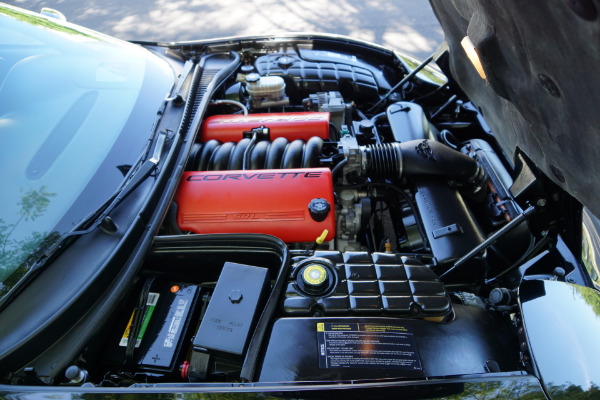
left=0, top=186, right=58, bottom=299
left=0, top=6, right=96, bottom=39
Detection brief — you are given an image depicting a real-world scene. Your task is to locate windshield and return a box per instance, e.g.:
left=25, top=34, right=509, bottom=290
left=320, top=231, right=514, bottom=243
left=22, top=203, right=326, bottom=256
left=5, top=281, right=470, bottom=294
left=0, top=6, right=174, bottom=298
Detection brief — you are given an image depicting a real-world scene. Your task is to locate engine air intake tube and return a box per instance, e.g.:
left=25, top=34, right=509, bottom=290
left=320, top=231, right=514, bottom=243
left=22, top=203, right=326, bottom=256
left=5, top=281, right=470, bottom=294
left=362, top=143, right=403, bottom=179
left=187, top=136, right=323, bottom=171
left=362, top=139, right=486, bottom=189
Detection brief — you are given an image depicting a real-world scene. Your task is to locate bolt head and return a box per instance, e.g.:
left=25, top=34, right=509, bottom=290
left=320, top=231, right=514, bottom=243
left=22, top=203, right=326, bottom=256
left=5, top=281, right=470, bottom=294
left=537, top=198, right=547, bottom=207
left=229, top=290, right=243, bottom=303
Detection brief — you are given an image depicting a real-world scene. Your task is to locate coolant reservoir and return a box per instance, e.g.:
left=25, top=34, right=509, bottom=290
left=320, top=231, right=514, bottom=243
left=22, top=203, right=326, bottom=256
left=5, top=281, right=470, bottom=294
left=246, top=73, right=289, bottom=108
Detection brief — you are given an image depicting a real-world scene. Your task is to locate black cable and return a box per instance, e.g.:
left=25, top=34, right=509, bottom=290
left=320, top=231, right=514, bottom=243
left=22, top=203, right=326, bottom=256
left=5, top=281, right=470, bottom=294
left=485, top=231, right=548, bottom=285
left=370, top=112, right=387, bottom=125
left=209, top=99, right=248, bottom=115
left=329, top=122, right=340, bottom=141
left=409, top=83, right=449, bottom=103
left=331, top=157, right=348, bottom=181
left=370, top=112, right=387, bottom=144
left=441, top=206, right=537, bottom=279
left=440, top=129, right=460, bottom=149
left=430, top=94, right=458, bottom=120
left=368, top=54, right=435, bottom=114
left=242, top=133, right=257, bottom=170
left=355, top=106, right=368, bottom=121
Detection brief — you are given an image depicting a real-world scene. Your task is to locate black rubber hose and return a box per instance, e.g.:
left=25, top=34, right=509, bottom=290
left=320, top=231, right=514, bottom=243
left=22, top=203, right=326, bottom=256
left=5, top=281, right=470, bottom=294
left=399, top=139, right=485, bottom=186
left=363, top=143, right=403, bottom=179
left=242, top=135, right=257, bottom=170
left=331, top=157, right=348, bottom=180
left=363, top=139, right=485, bottom=189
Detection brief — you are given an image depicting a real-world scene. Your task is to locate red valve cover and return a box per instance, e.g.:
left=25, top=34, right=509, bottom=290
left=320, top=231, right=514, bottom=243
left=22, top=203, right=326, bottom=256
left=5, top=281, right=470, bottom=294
left=199, top=112, right=330, bottom=142
left=176, top=168, right=335, bottom=243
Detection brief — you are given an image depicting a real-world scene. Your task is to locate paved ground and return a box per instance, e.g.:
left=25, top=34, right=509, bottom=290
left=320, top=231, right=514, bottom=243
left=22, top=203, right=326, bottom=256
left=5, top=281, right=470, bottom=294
left=5, top=0, right=443, bottom=60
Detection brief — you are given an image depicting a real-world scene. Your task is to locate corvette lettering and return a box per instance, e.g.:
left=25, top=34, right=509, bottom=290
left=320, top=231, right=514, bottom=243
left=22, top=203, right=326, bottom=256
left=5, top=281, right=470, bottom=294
left=187, top=171, right=323, bottom=181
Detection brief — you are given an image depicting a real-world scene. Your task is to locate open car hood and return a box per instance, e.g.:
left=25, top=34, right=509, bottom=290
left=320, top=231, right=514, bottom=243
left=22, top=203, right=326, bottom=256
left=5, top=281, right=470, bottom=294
left=429, top=0, right=600, bottom=216
left=3, top=3, right=600, bottom=398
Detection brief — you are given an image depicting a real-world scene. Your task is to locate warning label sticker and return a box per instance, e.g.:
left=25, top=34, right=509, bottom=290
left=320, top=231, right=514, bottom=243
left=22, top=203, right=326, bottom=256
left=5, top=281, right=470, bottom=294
left=317, top=322, right=423, bottom=373
left=119, top=292, right=160, bottom=348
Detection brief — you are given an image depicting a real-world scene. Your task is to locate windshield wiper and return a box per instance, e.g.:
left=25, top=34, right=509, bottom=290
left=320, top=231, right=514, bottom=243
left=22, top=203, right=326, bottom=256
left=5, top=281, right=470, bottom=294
left=76, top=129, right=168, bottom=235
left=166, top=58, right=195, bottom=105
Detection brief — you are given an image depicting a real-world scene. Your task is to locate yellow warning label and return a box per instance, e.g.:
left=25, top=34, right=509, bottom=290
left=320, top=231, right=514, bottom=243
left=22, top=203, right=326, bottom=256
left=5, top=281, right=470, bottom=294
left=120, top=311, right=135, bottom=346
left=119, top=292, right=160, bottom=348
left=316, top=322, right=422, bottom=372
left=360, top=324, right=408, bottom=333
left=331, top=324, right=351, bottom=330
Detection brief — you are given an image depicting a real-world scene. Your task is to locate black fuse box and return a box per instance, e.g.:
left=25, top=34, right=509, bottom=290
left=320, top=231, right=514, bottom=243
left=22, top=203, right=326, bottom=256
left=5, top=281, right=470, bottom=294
left=193, top=262, right=270, bottom=359
left=104, top=280, right=201, bottom=375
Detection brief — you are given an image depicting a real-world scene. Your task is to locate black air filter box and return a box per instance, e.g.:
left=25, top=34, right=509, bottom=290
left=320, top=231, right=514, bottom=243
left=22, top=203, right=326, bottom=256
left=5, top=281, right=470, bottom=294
left=414, top=177, right=485, bottom=276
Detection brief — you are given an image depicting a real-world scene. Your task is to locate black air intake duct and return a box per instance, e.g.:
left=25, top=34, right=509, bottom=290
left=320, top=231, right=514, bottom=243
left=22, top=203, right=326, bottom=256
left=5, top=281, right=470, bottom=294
left=362, top=139, right=486, bottom=190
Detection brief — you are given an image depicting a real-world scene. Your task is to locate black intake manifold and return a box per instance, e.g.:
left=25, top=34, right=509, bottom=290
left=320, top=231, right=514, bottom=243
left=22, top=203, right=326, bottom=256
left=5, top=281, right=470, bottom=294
left=187, top=137, right=323, bottom=171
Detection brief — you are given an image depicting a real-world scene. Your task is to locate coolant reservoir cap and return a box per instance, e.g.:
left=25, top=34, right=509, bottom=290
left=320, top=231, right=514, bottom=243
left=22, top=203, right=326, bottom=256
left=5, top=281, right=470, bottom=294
left=308, top=198, right=331, bottom=222
left=295, top=258, right=336, bottom=296
left=277, top=56, right=295, bottom=68
left=303, top=264, right=328, bottom=286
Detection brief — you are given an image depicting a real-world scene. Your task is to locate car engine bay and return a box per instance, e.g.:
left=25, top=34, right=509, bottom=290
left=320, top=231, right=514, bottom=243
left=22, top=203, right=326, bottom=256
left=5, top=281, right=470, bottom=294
left=6, top=38, right=589, bottom=389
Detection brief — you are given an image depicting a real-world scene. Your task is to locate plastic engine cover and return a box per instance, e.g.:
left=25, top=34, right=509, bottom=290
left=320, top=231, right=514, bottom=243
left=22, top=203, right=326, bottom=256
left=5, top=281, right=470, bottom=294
left=176, top=168, right=335, bottom=243
left=283, top=251, right=451, bottom=318
left=199, top=112, right=330, bottom=142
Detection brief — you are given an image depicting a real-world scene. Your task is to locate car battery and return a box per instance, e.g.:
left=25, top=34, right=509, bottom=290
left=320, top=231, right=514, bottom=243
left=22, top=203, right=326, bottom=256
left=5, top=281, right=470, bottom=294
left=104, top=280, right=201, bottom=375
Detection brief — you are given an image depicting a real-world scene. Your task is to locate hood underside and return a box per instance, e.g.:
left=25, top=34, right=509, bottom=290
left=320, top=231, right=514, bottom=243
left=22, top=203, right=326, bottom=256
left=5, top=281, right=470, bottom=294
left=429, top=0, right=600, bottom=216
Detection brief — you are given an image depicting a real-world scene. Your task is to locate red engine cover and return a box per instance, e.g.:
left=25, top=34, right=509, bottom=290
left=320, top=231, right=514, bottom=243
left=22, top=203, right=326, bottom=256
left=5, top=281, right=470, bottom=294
left=199, top=112, right=330, bottom=142
left=176, top=168, right=335, bottom=243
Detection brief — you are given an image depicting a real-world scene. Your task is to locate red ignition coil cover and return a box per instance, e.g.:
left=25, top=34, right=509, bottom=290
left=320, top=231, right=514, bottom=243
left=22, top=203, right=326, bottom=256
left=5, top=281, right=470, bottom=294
left=176, top=168, right=335, bottom=243
left=199, top=112, right=330, bottom=142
